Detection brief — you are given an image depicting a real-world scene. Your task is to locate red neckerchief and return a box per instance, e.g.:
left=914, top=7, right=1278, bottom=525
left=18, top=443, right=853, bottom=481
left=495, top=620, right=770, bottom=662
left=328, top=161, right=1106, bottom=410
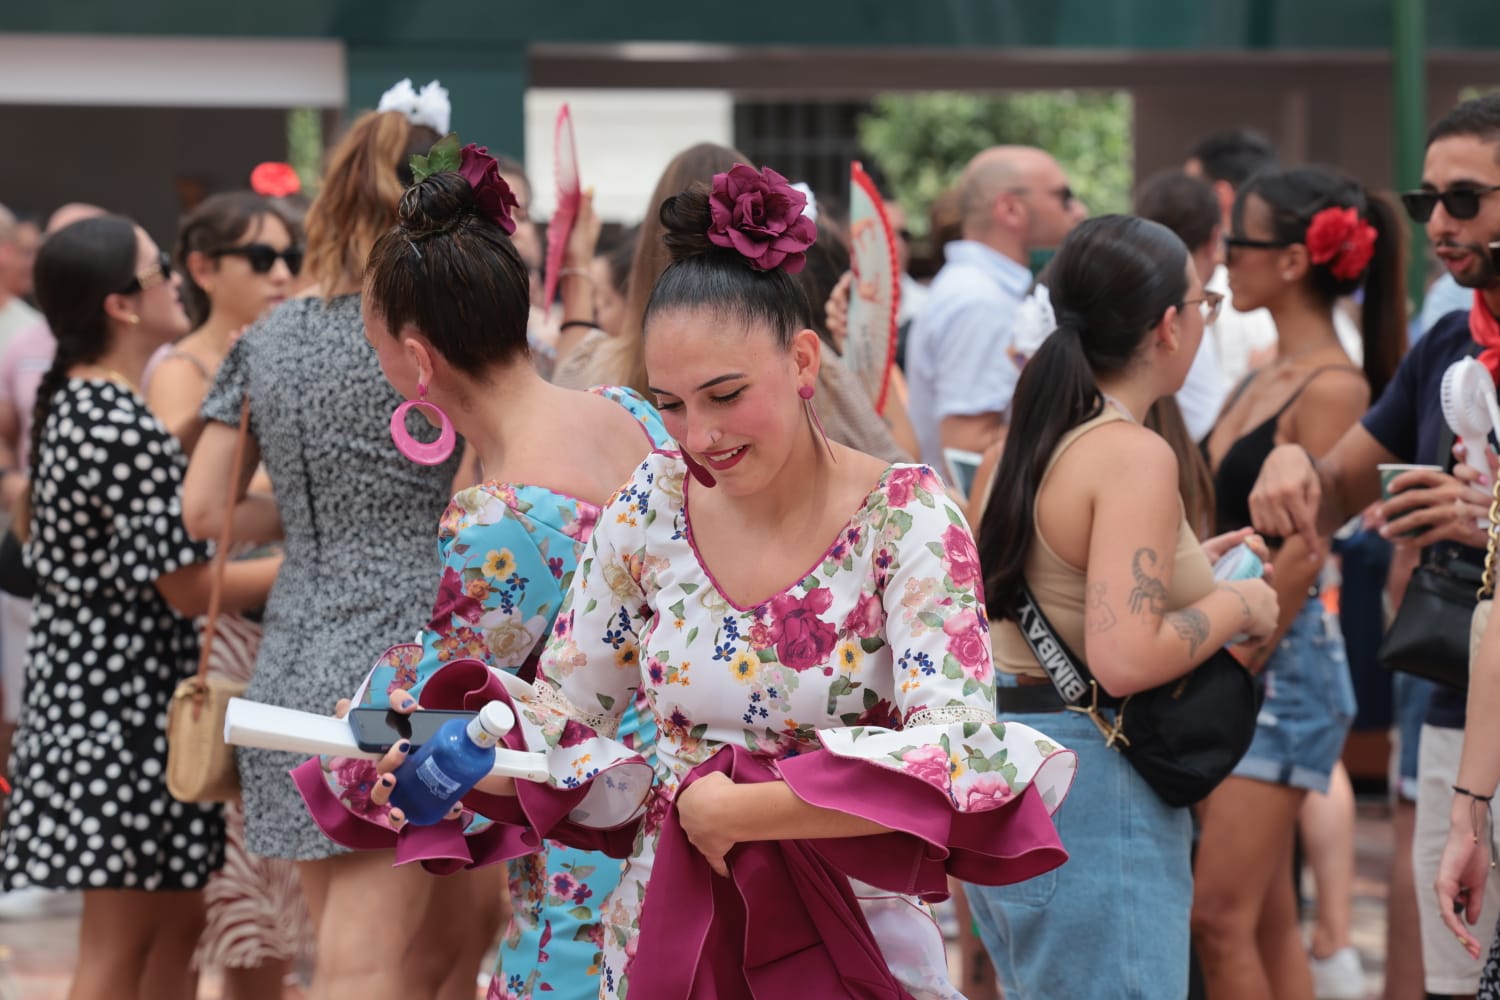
left=1470, top=289, right=1500, bottom=381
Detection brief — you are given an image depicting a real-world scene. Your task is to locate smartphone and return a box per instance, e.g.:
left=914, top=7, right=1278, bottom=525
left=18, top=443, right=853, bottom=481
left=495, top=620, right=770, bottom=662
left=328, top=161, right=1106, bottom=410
left=347, top=707, right=479, bottom=753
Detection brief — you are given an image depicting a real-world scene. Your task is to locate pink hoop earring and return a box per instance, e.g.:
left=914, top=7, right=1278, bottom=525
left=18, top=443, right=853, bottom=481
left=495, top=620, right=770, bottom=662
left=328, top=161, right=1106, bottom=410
left=389, top=383, right=456, bottom=466
left=800, top=384, right=837, bottom=463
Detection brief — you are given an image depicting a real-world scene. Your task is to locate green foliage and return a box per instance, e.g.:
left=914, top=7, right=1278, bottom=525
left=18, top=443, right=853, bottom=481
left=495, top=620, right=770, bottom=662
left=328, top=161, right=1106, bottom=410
left=857, top=90, right=1133, bottom=238
left=287, top=107, right=324, bottom=197
left=409, top=133, right=461, bottom=184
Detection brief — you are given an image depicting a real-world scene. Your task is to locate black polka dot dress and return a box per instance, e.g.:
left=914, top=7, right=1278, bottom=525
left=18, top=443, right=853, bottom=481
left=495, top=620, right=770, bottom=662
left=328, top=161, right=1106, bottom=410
left=0, top=379, right=224, bottom=892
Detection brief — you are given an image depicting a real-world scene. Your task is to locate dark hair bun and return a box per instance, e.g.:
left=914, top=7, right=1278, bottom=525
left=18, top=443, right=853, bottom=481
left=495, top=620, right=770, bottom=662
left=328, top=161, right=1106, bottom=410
left=658, top=183, right=719, bottom=265
left=398, top=171, right=475, bottom=237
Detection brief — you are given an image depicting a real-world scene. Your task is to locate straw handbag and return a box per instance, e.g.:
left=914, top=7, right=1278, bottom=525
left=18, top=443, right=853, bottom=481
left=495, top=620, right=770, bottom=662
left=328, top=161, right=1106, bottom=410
left=165, top=398, right=252, bottom=804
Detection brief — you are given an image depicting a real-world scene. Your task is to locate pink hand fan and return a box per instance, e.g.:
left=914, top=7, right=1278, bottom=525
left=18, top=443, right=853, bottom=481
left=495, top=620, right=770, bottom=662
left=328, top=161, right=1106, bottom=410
left=543, top=103, right=581, bottom=311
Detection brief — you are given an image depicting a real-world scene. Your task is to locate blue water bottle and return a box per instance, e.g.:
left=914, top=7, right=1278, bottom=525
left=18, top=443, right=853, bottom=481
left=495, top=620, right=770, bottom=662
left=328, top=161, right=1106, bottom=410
left=388, top=702, right=514, bottom=826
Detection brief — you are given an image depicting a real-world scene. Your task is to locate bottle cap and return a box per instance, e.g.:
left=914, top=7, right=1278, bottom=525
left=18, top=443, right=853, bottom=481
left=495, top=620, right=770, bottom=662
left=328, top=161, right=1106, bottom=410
left=478, top=701, right=515, bottom=739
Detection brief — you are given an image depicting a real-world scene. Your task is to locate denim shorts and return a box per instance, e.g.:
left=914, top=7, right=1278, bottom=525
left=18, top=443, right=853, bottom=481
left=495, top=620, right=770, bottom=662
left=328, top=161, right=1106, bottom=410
left=1390, top=672, right=1435, bottom=801
left=965, top=708, right=1194, bottom=1000
left=1231, top=596, right=1356, bottom=794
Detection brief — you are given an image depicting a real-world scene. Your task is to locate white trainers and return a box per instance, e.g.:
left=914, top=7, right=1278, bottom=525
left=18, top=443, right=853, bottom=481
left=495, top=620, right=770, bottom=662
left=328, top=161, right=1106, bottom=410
left=1309, top=945, right=1365, bottom=1000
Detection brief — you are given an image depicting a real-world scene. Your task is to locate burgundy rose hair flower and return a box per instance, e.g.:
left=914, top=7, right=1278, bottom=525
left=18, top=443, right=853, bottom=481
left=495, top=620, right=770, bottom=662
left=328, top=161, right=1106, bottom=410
left=457, top=143, right=520, bottom=236
left=1305, top=205, right=1377, bottom=281
left=707, top=164, right=818, bottom=274
left=409, top=134, right=522, bottom=236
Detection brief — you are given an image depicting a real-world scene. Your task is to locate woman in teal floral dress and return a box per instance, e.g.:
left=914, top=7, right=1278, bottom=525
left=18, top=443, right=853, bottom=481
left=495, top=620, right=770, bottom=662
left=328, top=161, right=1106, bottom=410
left=350, top=387, right=667, bottom=1000
left=312, top=150, right=665, bottom=999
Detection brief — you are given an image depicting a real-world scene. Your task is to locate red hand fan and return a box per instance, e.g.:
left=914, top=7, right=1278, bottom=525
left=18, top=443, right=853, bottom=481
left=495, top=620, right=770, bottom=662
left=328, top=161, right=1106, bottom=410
left=543, top=104, right=582, bottom=311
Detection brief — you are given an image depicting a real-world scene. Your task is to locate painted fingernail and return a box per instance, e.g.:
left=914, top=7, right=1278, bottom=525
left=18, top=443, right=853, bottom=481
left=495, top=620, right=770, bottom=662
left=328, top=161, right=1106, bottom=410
left=379, top=774, right=394, bottom=787
left=397, top=694, right=415, bottom=709
left=396, top=741, right=411, bottom=754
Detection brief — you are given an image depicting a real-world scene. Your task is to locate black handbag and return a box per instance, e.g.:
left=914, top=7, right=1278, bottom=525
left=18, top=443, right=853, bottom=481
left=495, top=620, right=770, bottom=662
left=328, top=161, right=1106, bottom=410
left=1378, top=547, right=1481, bottom=691
left=1376, top=401, right=1484, bottom=691
left=0, top=528, right=34, bottom=599
left=1015, top=583, right=1261, bottom=808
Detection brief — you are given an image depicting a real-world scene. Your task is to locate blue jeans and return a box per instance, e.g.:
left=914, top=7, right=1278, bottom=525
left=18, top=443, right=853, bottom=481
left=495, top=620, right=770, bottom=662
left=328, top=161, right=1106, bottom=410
left=966, top=708, right=1193, bottom=1000
left=1392, top=672, right=1435, bottom=801
left=1231, top=596, right=1356, bottom=793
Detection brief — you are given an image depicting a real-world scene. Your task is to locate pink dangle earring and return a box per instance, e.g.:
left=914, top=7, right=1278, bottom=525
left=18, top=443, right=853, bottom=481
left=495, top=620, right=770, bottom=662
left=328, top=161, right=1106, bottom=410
left=389, top=381, right=456, bottom=466
left=800, top=384, right=837, bottom=463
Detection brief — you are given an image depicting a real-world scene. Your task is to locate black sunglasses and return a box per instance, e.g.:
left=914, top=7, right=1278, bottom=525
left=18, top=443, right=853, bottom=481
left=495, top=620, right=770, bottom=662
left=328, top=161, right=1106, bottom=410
left=117, top=250, right=174, bottom=294
left=1008, top=185, right=1075, bottom=209
left=1400, top=185, right=1500, bottom=223
left=213, top=243, right=304, bottom=276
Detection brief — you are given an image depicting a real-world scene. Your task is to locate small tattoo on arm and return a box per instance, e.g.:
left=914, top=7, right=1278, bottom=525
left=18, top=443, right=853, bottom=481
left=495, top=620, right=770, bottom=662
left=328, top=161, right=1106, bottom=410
left=1128, top=548, right=1168, bottom=619
left=1166, top=608, right=1211, bottom=658
left=1086, top=582, right=1117, bottom=633
left=1217, top=583, right=1253, bottom=627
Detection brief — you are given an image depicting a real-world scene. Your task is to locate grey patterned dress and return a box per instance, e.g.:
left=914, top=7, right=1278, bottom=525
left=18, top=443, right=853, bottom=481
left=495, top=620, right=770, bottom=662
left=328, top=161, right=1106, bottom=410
left=201, top=294, right=457, bottom=860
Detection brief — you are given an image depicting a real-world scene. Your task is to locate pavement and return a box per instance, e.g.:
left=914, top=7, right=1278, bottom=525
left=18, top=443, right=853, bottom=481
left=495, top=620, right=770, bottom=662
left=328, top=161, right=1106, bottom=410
left=0, top=801, right=1403, bottom=999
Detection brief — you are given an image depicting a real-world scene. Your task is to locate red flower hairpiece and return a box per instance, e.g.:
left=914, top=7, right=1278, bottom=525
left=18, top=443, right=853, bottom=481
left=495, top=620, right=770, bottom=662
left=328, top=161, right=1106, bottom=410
left=707, top=164, right=817, bottom=274
left=409, top=135, right=520, bottom=236
left=1305, top=206, right=1377, bottom=281
left=457, top=143, right=520, bottom=236
left=250, top=162, right=301, bottom=198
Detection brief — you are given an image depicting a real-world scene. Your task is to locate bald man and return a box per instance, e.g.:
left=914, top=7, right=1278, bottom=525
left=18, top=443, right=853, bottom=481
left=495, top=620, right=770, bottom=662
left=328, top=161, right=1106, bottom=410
left=44, top=201, right=106, bottom=236
left=904, top=146, right=1079, bottom=472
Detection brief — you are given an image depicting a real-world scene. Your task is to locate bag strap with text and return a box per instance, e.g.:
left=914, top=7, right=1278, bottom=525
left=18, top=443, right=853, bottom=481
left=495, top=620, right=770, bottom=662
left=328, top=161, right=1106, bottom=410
left=1014, top=583, right=1129, bottom=745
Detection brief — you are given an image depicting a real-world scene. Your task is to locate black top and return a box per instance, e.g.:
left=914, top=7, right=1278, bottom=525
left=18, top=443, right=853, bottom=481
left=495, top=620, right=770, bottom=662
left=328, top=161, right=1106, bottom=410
left=1209, top=365, right=1362, bottom=538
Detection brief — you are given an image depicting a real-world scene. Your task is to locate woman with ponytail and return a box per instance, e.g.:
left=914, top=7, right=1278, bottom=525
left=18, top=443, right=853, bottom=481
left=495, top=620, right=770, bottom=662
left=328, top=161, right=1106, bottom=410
left=0, top=216, right=279, bottom=1000
left=1194, top=167, right=1405, bottom=1000
left=964, top=215, right=1279, bottom=1000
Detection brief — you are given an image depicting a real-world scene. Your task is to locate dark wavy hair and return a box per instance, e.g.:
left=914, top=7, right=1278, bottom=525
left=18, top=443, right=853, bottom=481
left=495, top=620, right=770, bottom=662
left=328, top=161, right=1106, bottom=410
left=364, top=170, right=532, bottom=372
left=978, top=215, right=1191, bottom=617
left=1233, top=166, right=1407, bottom=397
left=643, top=182, right=813, bottom=348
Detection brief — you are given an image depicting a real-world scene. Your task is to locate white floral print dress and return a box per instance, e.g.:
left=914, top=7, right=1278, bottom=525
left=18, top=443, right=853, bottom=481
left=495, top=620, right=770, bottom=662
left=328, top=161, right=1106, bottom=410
left=516, top=454, right=1076, bottom=999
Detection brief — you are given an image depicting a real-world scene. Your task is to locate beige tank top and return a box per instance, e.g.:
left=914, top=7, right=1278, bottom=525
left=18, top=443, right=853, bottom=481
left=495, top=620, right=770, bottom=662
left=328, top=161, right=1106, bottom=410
left=992, top=410, right=1215, bottom=679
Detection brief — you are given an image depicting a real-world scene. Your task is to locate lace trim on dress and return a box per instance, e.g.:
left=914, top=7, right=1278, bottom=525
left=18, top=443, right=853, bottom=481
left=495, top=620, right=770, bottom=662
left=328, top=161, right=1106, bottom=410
left=534, top=680, right=620, bottom=739
left=905, top=706, right=996, bottom=728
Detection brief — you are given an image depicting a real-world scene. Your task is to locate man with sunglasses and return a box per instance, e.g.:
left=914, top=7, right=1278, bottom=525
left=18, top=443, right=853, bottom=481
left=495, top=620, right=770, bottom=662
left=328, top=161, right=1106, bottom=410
left=1249, top=93, right=1500, bottom=1000
left=905, top=145, right=1079, bottom=475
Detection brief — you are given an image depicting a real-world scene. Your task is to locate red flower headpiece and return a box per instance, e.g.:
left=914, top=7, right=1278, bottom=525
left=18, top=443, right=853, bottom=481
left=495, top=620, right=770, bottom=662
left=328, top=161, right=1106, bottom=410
left=1305, top=206, right=1377, bottom=281
left=707, top=164, right=817, bottom=274
left=409, top=134, right=520, bottom=236
left=250, top=162, right=301, bottom=198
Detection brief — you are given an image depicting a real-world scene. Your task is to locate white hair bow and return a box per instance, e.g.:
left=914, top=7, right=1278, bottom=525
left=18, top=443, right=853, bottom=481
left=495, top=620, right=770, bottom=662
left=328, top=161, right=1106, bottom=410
left=792, top=181, right=819, bottom=223
left=377, top=78, right=452, bottom=135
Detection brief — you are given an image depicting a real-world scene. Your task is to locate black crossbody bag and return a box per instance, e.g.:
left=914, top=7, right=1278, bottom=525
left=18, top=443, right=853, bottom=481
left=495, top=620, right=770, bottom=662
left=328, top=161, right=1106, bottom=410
left=1377, top=411, right=1483, bottom=690
left=1014, top=583, right=1260, bottom=808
